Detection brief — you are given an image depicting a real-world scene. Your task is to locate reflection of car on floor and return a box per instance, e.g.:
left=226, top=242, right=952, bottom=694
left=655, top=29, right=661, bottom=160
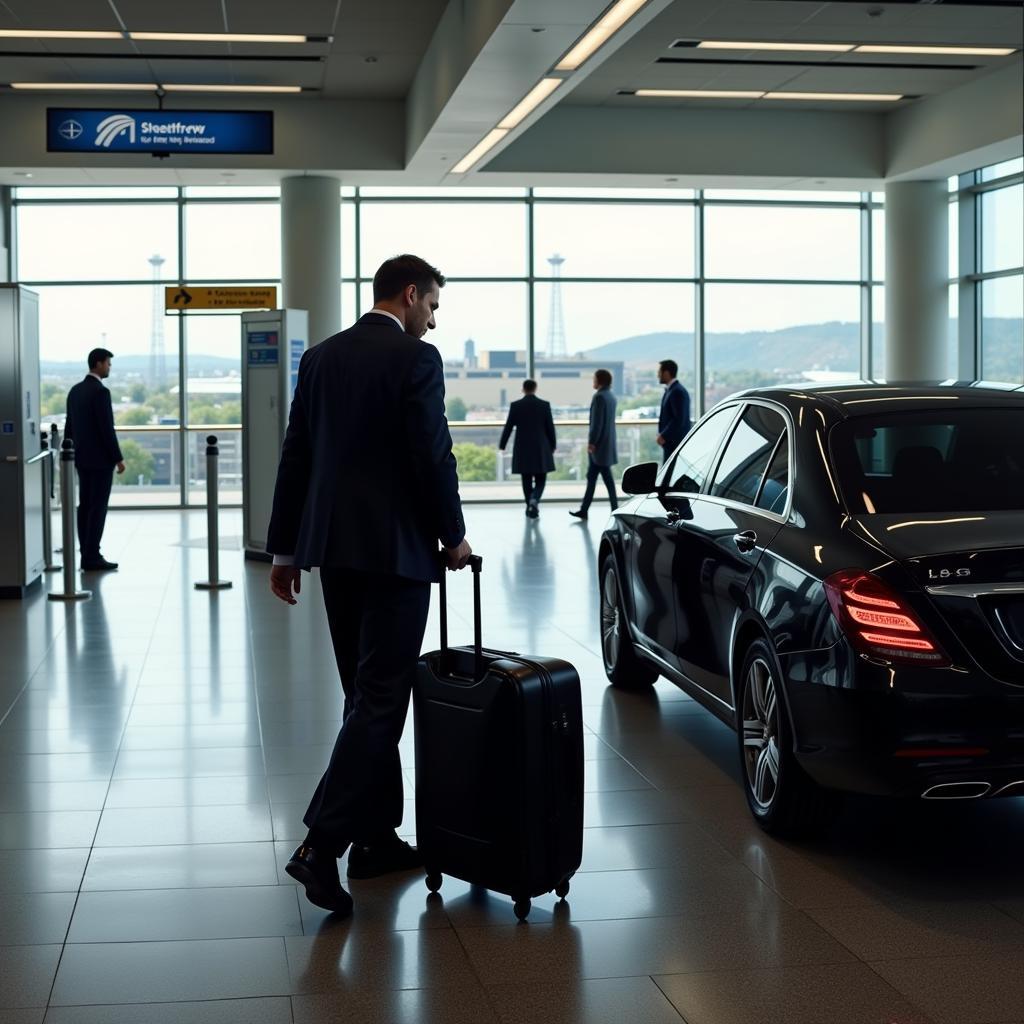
left=598, top=382, right=1024, bottom=835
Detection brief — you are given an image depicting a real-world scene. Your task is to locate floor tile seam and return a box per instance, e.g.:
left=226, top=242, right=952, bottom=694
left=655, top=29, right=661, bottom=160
left=856, top=942, right=1024, bottom=965
left=445, top=901, right=508, bottom=1023
left=648, top=974, right=693, bottom=1023
left=859, top=958, right=973, bottom=1024
left=239, top=565, right=276, bottom=811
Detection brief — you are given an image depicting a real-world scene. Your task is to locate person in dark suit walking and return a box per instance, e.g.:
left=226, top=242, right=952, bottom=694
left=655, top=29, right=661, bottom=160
left=656, top=359, right=691, bottom=463
left=499, top=379, right=557, bottom=518
left=64, top=348, right=125, bottom=571
left=570, top=369, right=618, bottom=520
left=266, top=254, right=472, bottom=918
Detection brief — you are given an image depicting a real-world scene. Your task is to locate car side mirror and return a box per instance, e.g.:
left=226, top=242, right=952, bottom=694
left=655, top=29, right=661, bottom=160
left=621, top=461, right=659, bottom=495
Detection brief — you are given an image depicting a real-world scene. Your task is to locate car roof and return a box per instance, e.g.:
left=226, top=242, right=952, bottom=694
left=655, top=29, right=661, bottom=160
left=726, top=380, right=1024, bottom=418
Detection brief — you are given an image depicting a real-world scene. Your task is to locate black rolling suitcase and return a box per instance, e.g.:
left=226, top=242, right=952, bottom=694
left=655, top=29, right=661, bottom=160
left=414, top=555, right=584, bottom=921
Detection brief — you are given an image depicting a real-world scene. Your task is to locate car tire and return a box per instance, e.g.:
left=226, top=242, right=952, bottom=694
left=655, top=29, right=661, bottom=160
left=738, top=637, right=838, bottom=837
left=600, top=554, right=658, bottom=690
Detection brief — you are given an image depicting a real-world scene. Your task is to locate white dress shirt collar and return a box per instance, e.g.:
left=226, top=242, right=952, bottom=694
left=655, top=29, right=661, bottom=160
left=367, top=308, right=404, bottom=331
left=88, top=372, right=103, bottom=382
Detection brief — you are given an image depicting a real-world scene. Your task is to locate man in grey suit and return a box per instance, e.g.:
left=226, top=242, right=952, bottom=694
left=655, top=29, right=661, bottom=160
left=499, top=379, right=557, bottom=518
left=570, top=368, right=618, bottom=520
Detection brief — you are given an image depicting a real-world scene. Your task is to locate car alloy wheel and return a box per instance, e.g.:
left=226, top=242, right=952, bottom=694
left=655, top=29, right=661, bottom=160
left=601, top=567, right=621, bottom=671
left=742, top=656, right=781, bottom=810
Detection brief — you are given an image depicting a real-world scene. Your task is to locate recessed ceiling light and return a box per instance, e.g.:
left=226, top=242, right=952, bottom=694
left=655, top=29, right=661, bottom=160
left=763, top=91, right=902, bottom=101
left=698, top=40, right=854, bottom=52
left=556, top=0, right=649, bottom=71
left=452, top=128, right=509, bottom=174
left=10, top=82, right=156, bottom=91
left=128, top=32, right=322, bottom=44
left=13, top=171, right=33, bottom=177
left=497, top=78, right=562, bottom=130
left=0, top=29, right=123, bottom=39
left=635, top=88, right=763, bottom=99
left=855, top=44, right=1016, bottom=56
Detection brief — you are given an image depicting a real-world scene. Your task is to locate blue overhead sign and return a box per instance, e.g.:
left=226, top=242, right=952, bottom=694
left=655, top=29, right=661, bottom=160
left=47, top=108, right=274, bottom=155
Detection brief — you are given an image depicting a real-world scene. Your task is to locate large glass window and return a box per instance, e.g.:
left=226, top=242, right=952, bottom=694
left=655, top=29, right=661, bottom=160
left=532, top=204, right=694, bottom=278
left=981, top=185, right=1024, bottom=274
left=704, top=284, right=861, bottom=407
left=704, top=206, right=860, bottom=281
left=184, top=203, right=280, bottom=279
left=981, top=275, right=1024, bottom=384
left=17, top=205, right=179, bottom=281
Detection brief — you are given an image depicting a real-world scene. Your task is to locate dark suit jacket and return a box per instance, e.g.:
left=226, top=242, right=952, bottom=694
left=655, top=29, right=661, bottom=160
left=65, top=376, right=123, bottom=469
left=266, top=313, right=465, bottom=584
left=658, top=379, right=691, bottom=450
left=499, top=394, right=556, bottom=475
left=588, top=387, right=618, bottom=467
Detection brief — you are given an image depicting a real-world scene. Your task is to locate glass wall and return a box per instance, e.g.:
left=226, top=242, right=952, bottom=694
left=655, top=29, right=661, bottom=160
left=14, top=168, right=1020, bottom=506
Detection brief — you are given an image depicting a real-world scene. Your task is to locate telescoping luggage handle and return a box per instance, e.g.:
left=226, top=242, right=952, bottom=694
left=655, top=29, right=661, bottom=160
left=438, top=553, right=484, bottom=681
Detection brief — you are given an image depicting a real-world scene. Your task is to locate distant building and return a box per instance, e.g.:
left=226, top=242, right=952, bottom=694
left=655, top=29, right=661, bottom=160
left=463, top=338, right=478, bottom=369
left=442, top=350, right=626, bottom=413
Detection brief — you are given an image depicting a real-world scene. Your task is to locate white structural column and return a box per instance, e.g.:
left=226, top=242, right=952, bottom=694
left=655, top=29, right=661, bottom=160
left=884, top=180, right=949, bottom=381
left=281, top=176, right=340, bottom=345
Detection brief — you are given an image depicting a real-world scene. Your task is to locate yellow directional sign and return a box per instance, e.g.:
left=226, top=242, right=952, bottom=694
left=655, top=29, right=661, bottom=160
left=165, top=285, right=277, bottom=311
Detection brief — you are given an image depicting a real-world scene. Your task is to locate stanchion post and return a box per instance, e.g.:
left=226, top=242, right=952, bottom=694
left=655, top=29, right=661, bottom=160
left=195, top=434, right=232, bottom=591
left=40, top=430, right=60, bottom=572
left=48, top=439, right=90, bottom=602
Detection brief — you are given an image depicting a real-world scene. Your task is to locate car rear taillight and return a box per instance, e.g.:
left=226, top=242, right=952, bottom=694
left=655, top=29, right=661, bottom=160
left=824, top=569, right=950, bottom=667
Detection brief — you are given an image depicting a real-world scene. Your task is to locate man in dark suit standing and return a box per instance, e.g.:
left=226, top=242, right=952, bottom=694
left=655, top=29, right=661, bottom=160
left=570, top=368, right=618, bottom=520
left=656, top=359, right=691, bottom=463
left=64, top=348, right=125, bottom=571
left=266, top=254, right=472, bottom=918
left=499, top=379, right=556, bottom=518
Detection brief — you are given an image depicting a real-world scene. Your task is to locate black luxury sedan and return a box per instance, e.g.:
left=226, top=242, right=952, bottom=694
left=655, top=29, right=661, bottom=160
left=599, top=382, right=1024, bottom=835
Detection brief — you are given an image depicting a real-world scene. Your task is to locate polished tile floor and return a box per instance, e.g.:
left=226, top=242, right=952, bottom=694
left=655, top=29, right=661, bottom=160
left=2, top=506, right=1024, bottom=1023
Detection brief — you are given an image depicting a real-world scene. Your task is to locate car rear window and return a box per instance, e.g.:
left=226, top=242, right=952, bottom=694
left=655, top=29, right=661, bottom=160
left=830, top=408, right=1024, bottom=514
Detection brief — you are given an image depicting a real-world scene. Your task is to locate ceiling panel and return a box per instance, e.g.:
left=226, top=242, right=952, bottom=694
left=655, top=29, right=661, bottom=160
left=110, top=1, right=225, bottom=34
left=0, top=0, right=119, bottom=30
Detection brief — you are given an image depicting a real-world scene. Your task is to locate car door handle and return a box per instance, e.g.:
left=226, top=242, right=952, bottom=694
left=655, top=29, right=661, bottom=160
left=733, top=530, right=757, bottom=552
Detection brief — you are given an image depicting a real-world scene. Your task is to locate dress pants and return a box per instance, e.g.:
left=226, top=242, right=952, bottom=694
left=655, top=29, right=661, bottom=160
left=579, top=456, right=618, bottom=514
left=303, top=567, right=431, bottom=853
left=520, top=472, right=547, bottom=506
left=75, top=466, right=114, bottom=563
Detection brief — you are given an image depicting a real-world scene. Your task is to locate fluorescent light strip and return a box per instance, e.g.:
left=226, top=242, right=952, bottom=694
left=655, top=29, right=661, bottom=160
left=497, top=78, right=562, bottom=130
left=763, top=91, right=902, bottom=102
left=128, top=31, right=311, bottom=44
left=635, top=88, right=763, bottom=99
left=0, top=29, right=122, bottom=39
left=452, top=128, right=509, bottom=174
left=556, top=0, right=649, bottom=71
left=856, top=44, right=1016, bottom=56
left=10, top=82, right=303, bottom=93
left=163, top=83, right=302, bottom=93
left=698, top=40, right=854, bottom=52
left=10, top=82, right=155, bottom=91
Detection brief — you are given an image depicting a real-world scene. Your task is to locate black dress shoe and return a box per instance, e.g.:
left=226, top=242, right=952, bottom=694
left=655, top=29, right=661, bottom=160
left=286, top=843, right=353, bottom=915
left=347, top=836, right=424, bottom=879
left=81, top=558, right=118, bottom=571
left=569, top=509, right=588, bottom=520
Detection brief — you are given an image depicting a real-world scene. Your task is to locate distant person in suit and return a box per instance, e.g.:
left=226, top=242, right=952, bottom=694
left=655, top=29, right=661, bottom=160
left=64, top=348, right=125, bottom=571
left=656, top=359, right=691, bottom=463
left=570, top=368, right=618, bottom=520
left=499, top=379, right=557, bottom=518
left=266, top=254, right=472, bottom=918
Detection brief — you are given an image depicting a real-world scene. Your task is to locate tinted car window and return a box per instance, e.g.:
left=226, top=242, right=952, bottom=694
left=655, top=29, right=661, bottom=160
left=711, top=405, right=786, bottom=506
left=666, top=406, right=737, bottom=493
left=756, top=435, right=790, bottom=514
left=831, top=409, right=1024, bottom=513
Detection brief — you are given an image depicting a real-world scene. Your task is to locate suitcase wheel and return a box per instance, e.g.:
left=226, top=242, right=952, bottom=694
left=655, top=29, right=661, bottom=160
left=555, top=880, right=570, bottom=900
left=513, top=898, right=531, bottom=922
left=426, top=872, right=443, bottom=894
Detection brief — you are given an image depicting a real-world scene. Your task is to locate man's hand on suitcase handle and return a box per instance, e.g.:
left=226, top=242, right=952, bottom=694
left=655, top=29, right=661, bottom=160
left=444, top=538, right=473, bottom=571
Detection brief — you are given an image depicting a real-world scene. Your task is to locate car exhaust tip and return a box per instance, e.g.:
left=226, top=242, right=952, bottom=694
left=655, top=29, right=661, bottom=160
left=993, top=780, right=1024, bottom=797
left=921, top=782, right=991, bottom=799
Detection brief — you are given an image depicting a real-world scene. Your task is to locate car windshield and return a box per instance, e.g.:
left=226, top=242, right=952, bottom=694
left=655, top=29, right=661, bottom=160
left=830, top=408, right=1024, bottom=514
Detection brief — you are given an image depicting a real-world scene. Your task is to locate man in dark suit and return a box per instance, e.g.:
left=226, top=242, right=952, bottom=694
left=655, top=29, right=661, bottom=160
left=499, top=379, right=557, bottom=518
left=570, top=368, right=618, bottom=520
left=656, top=359, right=691, bottom=463
left=266, top=254, right=472, bottom=918
left=64, top=348, right=125, bottom=571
